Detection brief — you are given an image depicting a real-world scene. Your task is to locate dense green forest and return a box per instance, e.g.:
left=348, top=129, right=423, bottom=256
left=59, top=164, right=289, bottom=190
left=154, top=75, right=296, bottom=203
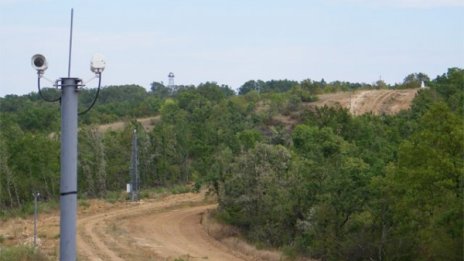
left=0, top=68, right=462, bottom=260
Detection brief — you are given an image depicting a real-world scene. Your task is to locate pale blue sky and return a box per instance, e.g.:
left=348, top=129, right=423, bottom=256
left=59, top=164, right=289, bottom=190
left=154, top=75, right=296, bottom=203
left=0, top=0, right=463, bottom=96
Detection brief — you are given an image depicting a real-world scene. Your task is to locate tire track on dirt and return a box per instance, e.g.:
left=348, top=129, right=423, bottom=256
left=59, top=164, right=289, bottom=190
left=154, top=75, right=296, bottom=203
left=310, top=89, right=418, bottom=116
left=78, top=206, right=135, bottom=261
left=76, top=192, right=281, bottom=261
left=77, top=193, right=204, bottom=261
left=364, top=90, right=393, bottom=115
left=121, top=204, right=248, bottom=260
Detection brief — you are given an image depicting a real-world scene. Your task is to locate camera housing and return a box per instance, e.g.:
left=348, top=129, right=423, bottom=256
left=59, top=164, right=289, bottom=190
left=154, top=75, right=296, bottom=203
left=31, top=54, right=48, bottom=73
left=90, top=53, right=105, bottom=73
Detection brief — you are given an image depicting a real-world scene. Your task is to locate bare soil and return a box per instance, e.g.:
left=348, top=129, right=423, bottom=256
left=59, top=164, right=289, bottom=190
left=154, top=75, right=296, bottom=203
left=0, top=192, right=292, bottom=261
left=265, top=89, right=418, bottom=128
left=308, top=89, right=418, bottom=115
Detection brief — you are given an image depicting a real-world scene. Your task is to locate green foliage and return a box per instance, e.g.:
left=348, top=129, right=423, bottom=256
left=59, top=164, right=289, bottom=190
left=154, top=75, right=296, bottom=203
left=238, top=79, right=298, bottom=95
left=170, top=184, right=192, bottom=194
left=377, top=102, right=463, bottom=260
left=300, top=79, right=367, bottom=95
left=218, top=143, right=294, bottom=245
left=0, top=245, right=49, bottom=261
left=104, top=190, right=126, bottom=203
left=150, top=81, right=171, bottom=98
left=400, top=72, right=430, bottom=89
left=78, top=126, right=108, bottom=197
left=1, top=68, right=462, bottom=260
left=197, top=82, right=235, bottom=101
left=289, top=85, right=318, bottom=103
left=238, top=80, right=266, bottom=94
left=80, top=85, right=154, bottom=124
left=0, top=122, right=59, bottom=209
left=216, top=69, right=463, bottom=260
left=237, top=129, right=262, bottom=150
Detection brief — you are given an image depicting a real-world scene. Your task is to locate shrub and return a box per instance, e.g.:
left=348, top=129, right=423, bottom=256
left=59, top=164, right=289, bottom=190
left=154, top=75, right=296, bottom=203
left=0, top=245, right=49, bottom=261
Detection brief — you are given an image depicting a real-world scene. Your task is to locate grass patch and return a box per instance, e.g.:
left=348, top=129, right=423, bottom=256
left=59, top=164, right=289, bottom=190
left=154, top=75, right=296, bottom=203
left=1, top=184, right=195, bottom=220
left=104, top=191, right=126, bottom=203
left=139, top=187, right=169, bottom=199
left=138, top=184, right=193, bottom=200
left=78, top=199, right=90, bottom=209
left=0, top=199, right=59, bottom=221
left=170, top=184, right=191, bottom=194
left=39, top=200, right=59, bottom=215
left=0, top=245, right=49, bottom=261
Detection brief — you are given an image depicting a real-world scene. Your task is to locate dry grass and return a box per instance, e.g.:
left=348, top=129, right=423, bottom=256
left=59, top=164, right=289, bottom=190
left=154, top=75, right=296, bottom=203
left=307, top=89, right=418, bottom=116
left=97, top=115, right=160, bottom=133
left=0, top=198, right=129, bottom=260
left=200, top=209, right=313, bottom=261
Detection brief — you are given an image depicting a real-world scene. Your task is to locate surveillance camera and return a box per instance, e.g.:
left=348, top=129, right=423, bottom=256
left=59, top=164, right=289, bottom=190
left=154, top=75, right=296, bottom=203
left=90, top=53, right=105, bottom=73
left=31, top=54, right=48, bottom=73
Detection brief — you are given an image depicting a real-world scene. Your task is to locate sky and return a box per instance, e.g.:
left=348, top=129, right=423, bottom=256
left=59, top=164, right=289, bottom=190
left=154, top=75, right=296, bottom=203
left=0, top=0, right=463, bottom=97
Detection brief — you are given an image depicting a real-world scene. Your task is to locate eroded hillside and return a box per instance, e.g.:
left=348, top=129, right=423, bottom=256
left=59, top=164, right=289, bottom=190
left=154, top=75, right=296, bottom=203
left=309, top=89, right=418, bottom=115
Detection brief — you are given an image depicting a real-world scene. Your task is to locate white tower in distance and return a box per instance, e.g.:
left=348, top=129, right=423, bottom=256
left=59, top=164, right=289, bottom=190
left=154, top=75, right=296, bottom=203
left=420, top=80, right=427, bottom=89
left=168, top=72, right=175, bottom=88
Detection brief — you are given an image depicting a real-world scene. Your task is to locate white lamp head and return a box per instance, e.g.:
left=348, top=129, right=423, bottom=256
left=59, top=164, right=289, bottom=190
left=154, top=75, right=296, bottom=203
left=90, top=53, right=105, bottom=73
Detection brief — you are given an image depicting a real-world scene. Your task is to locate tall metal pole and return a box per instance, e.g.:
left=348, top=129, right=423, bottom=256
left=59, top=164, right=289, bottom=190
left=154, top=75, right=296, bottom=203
left=135, top=132, right=139, bottom=200
left=31, top=8, right=104, bottom=261
left=33, top=192, right=40, bottom=247
left=60, top=77, right=80, bottom=261
left=130, top=129, right=139, bottom=201
left=31, top=9, right=106, bottom=261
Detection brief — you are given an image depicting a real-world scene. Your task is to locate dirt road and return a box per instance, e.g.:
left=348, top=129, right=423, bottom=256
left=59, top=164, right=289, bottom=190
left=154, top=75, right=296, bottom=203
left=76, top=192, right=279, bottom=261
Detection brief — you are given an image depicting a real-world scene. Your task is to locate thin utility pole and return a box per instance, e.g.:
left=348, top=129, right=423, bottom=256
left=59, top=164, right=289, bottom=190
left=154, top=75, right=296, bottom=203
left=33, top=192, right=40, bottom=247
left=130, top=129, right=139, bottom=201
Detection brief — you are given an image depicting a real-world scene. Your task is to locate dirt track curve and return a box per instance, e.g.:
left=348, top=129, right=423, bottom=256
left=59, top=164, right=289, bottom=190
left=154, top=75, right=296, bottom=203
left=77, top=193, right=276, bottom=261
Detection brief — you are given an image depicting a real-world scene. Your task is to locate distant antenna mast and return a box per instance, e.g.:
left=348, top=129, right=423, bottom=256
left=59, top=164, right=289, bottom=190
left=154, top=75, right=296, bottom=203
left=68, top=9, right=74, bottom=77
left=130, top=129, right=139, bottom=201
left=30, top=8, right=105, bottom=261
left=168, top=72, right=175, bottom=88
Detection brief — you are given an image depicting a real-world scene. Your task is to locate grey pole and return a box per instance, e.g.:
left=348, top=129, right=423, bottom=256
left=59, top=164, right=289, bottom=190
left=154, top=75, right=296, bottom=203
left=33, top=192, right=40, bottom=247
left=68, top=9, right=74, bottom=77
left=130, top=130, right=134, bottom=201
left=31, top=9, right=104, bottom=260
left=135, top=130, right=139, bottom=200
left=60, top=77, right=80, bottom=261
left=130, top=129, right=138, bottom=201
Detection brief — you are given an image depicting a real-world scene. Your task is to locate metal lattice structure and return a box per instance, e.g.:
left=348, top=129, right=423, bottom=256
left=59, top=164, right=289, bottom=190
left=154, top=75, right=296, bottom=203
left=168, top=72, right=175, bottom=88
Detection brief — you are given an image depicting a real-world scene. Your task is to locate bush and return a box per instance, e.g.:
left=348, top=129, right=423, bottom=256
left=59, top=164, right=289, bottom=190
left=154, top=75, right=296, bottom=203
left=104, top=191, right=126, bottom=203
left=170, top=184, right=191, bottom=194
left=0, top=245, right=49, bottom=261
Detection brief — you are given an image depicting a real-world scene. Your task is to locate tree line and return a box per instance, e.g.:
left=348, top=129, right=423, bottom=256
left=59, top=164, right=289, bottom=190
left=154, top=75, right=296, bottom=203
left=0, top=69, right=462, bottom=260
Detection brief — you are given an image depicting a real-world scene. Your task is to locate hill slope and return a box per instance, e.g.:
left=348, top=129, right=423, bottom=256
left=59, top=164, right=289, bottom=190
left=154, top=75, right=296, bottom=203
left=309, top=89, right=418, bottom=115
left=97, top=89, right=419, bottom=133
